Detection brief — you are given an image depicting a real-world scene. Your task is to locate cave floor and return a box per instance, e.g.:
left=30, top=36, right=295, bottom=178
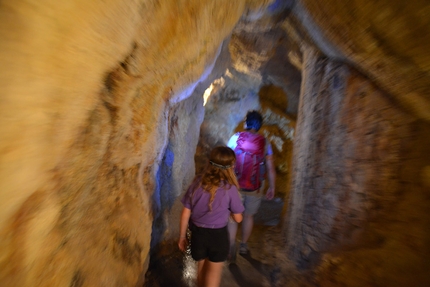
left=145, top=198, right=284, bottom=287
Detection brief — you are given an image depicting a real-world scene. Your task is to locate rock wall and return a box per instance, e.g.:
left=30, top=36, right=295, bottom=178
left=0, top=1, right=271, bottom=286
left=196, top=6, right=300, bottom=174
left=1, top=0, right=430, bottom=286
left=150, top=92, right=204, bottom=251
left=197, top=77, right=296, bottom=199
left=295, top=0, right=430, bottom=122
left=282, top=47, right=430, bottom=286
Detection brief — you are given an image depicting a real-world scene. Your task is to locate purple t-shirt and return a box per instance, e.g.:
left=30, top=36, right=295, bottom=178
left=181, top=181, right=244, bottom=228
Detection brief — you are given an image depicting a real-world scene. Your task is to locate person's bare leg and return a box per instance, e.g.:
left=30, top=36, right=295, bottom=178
left=227, top=220, right=238, bottom=259
left=204, top=260, right=224, bottom=287
left=228, top=221, right=238, bottom=245
left=241, top=214, right=254, bottom=243
left=242, top=188, right=262, bottom=245
left=197, top=260, right=206, bottom=287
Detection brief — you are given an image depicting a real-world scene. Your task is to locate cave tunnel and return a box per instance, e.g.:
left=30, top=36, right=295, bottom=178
left=0, top=1, right=429, bottom=287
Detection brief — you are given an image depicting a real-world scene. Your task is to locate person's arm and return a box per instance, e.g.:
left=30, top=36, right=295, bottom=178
left=265, top=154, right=276, bottom=200
left=229, top=185, right=245, bottom=222
left=178, top=207, right=191, bottom=252
left=231, top=213, right=243, bottom=223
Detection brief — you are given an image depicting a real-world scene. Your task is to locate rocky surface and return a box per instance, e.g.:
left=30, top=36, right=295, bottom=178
left=296, top=0, right=430, bottom=122
left=0, top=1, right=272, bottom=286
left=281, top=47, right=430, bottom=286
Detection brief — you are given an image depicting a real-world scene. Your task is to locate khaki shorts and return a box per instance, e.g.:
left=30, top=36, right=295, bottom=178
left=240, top=185, right=264, bottom=215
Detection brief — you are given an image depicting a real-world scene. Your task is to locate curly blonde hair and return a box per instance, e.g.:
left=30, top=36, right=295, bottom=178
left=196, top=146, right=239, bottom=211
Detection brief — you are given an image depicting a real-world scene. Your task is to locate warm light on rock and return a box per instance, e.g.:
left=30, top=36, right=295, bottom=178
left=203, top=84, right=214, bottom=106
left=0, top=0, right=429, bottom=286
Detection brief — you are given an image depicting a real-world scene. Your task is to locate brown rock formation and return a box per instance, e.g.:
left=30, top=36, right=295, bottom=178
left=0, top=1, right=271, bottom=286
left=296, top=0, right=430, bottom=122
left=0, top=0, right=429, bottom=286
left=282, top=47, right=430, bottom=286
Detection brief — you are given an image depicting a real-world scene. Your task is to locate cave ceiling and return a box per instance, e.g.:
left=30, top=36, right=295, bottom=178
left=216, top=0, right=430, bottom=122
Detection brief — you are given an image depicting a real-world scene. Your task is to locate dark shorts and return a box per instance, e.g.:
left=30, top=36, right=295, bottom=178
left=190, top=223, right=229, bottom=262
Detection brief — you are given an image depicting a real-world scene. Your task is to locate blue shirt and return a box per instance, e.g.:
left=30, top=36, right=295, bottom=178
left=227, top=132, right=273, bottom=156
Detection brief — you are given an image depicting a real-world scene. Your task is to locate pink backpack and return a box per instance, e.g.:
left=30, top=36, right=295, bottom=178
left=233, top=132, right=266, bottom=191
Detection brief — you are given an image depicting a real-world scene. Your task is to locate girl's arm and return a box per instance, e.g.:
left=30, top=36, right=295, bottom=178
left=231, top=213, right=243, bottom=223
left=178, top=207, right=191, bottom=251
left=229, top=186, right=245, bottom=223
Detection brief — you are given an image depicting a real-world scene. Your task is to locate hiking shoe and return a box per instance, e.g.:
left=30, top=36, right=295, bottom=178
left=239, top=243, right=249, bottom=255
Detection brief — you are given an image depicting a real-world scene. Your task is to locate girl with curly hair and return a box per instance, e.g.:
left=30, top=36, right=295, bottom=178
left=178, top=146, right=244, bottom=287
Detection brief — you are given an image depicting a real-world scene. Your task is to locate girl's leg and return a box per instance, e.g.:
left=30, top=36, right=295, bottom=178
left=204, top=260, right=224, bottom=287
left=197, top=260, right=206, bottom=287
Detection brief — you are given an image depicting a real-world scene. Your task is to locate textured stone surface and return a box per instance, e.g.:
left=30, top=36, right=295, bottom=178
left=1, top=0, right=430, bottom=286
left=294, top=0, right=430, bottom=122
left=150, top=88, right=204, bottom=250
left=231, top=15, right=302, bottom=116
left=0, top=1, right=271, bottom=286
left=281, top=47, right=430, bottom=286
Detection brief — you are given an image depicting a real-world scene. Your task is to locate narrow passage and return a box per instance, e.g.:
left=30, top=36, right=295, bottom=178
left=145, top=198, right=284, bottom=286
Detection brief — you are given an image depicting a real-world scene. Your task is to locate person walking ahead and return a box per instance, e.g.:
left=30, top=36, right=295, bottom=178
left=227, top=110, right=276, bottom=257
left=178, top=146, right=244, bottom=287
